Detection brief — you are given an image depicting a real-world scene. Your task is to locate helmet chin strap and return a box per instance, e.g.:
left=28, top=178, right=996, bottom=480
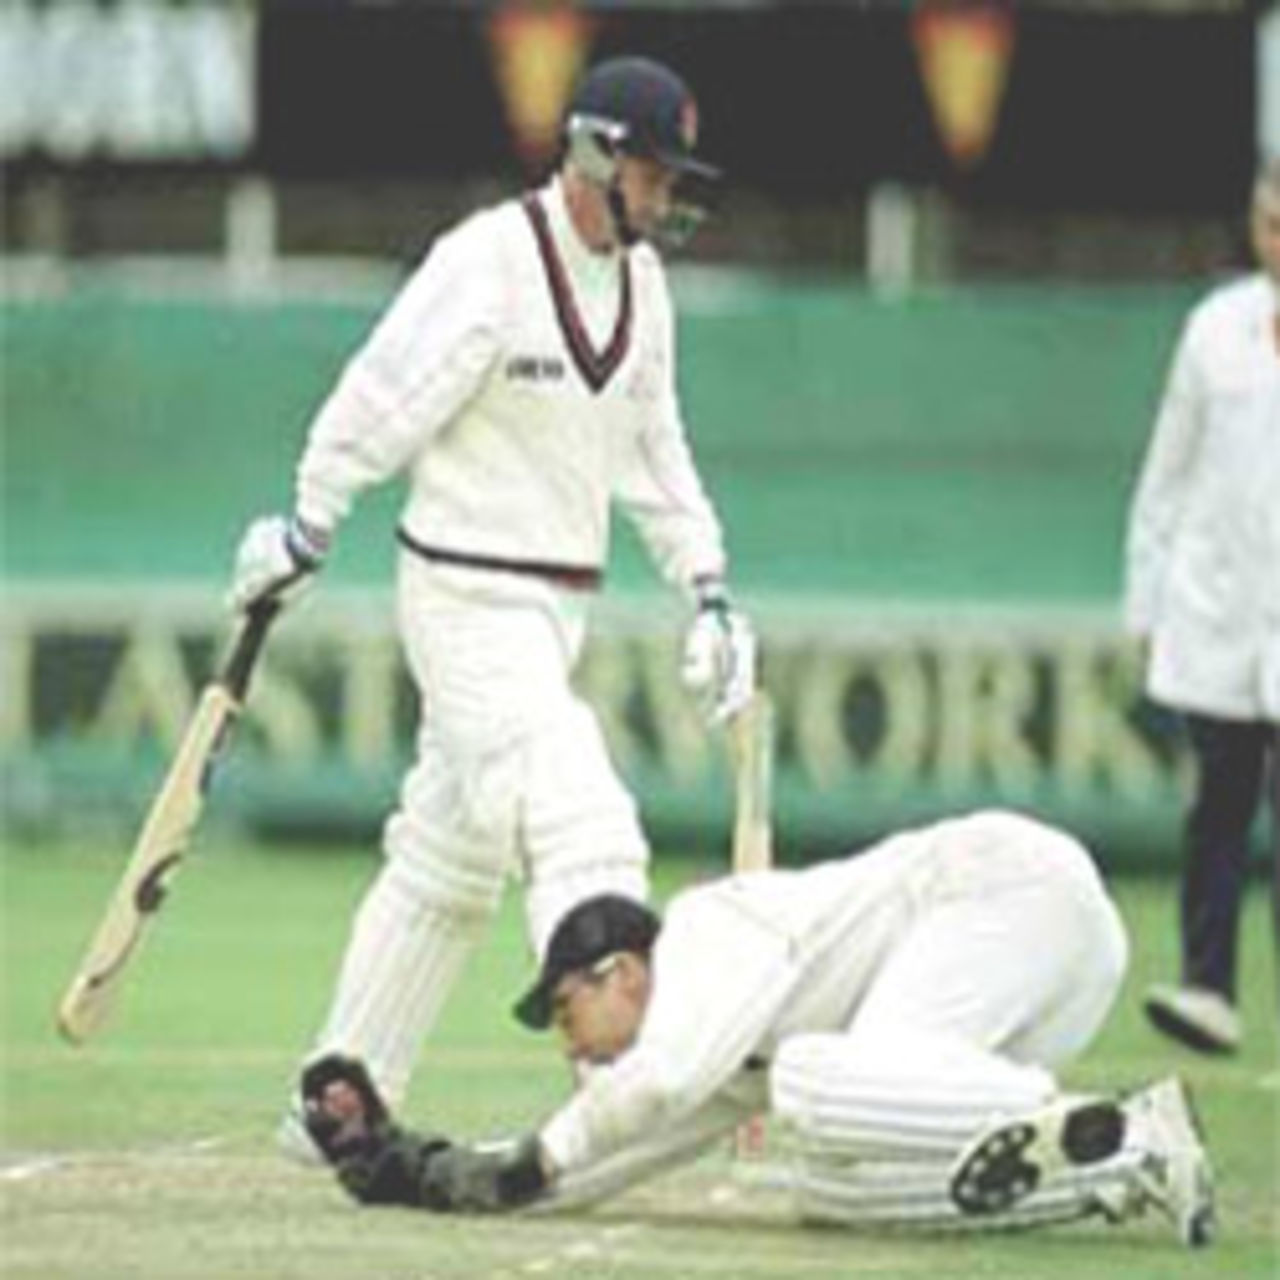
left=605, top=181, right=639, bottom=248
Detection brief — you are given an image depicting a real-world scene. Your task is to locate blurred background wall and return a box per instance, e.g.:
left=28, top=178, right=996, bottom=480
left=3, top=0, right=1276, bottom=864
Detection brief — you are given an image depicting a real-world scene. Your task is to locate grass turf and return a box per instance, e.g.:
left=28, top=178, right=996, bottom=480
left=2, top=840, right=1277, bottom=1278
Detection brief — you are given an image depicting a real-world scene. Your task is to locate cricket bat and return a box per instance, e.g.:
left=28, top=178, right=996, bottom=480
left=727, top=689, right=775, bottom=1157
left=728, top=689, right=775, bottom=877
left=56, top=600, right=279, bottom=1044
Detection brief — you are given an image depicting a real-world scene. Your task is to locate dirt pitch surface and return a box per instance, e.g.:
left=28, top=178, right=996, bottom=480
left=8, top=1130, right=1262, bottom=1280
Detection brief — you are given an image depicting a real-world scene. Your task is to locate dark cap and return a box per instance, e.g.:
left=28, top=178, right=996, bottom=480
left=566, top=56, right=717, bottom=180
left=513, top=894, right=661, bottom=1031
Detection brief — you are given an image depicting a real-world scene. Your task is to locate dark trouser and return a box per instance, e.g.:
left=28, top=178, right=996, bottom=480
left=1180, top=714, right=1279, bottom=1002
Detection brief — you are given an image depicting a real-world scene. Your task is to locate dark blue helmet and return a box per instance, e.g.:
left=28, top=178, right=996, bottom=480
left=565, top=56, right=718, bottom=182
left=562, top=57, right=720, bottom=248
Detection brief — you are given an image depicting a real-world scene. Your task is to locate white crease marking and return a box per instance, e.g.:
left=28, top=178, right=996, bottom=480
left=1, top=1134, right=232, bottom=1182
left=515, top=1223, right=642, bottom=1278
left=1, top=1156, right=71, bottom=1182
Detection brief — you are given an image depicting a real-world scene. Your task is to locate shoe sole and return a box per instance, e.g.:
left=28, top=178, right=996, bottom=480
left=1144, top=999, right=1238, bottom=1056
left=951, top=1100, right=1125, bottom=1216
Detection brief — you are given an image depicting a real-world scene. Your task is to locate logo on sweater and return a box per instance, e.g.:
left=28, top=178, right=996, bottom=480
left=506, top=355, right=567, bottom=383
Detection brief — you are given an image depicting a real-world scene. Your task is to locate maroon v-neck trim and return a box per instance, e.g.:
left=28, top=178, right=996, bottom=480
left=522, top=194, right=633, bottom=395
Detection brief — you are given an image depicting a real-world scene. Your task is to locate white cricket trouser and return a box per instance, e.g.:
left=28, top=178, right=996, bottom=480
left=309, top=555, right=649, bottom=1104
left=771, top=836, right=1135, bottom=1229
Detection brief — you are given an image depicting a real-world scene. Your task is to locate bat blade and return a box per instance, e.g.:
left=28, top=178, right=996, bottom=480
left=729, top=690, right=775, bottom=876
left=727, top=690, right=775, bottom=1159
left=56, top=684, right=241, bottom=1044
left=57, top=601, right=277, bottom=1044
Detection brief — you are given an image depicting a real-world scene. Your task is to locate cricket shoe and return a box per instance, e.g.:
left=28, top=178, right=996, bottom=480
left=949, top=1094, right=1123, bottom=1215
left=949, top=1077, right=1214, bottom=1248
left=1124, top=1077, right=1216, bottom=1247
left=1144, top=984, right=1241, bottom=1055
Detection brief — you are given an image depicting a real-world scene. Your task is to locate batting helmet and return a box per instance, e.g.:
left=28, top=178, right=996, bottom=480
left=565, top=57, right=717, bottom=180
left=563, top=56, right=720, bottom=248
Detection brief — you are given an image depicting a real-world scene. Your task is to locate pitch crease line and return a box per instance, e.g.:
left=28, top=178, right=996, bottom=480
left=0, top=1133, right=233, bottom=1182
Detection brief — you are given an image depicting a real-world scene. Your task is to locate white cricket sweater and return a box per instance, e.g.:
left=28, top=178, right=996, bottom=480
left=292, top=178, right=725, bottom=594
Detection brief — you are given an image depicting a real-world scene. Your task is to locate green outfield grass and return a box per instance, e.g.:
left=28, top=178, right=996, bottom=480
left=2, top=840, right=1277, bottom=1278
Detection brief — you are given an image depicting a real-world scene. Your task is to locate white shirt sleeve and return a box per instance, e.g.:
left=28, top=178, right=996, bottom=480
left=530, top=1093, right=748, bottom=1213
left=1123, top=315, right=1206, bottom=635
left=294, top=217, right=504, bottom=532
left=538, top=892, right=796, bottom=1177
left=614, top=264, right=726, bottom=596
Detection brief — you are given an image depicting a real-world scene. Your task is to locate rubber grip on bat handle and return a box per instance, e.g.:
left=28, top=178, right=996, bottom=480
left=220, top=599, right=280, bottom=703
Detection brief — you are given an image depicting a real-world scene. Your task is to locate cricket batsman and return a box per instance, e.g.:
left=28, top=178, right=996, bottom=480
left=227, top=55, right=755, bottom=1144
left=301, top=810, right=1215, bottom=1247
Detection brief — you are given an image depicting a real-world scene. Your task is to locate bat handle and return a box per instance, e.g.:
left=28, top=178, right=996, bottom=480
left=219, top=599, right=280, bottom=703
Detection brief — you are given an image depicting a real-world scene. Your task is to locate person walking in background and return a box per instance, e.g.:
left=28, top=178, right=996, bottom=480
left=1123, top=158, right=1280, bottom=1054
left=226, top=56, right=756, bottom=1148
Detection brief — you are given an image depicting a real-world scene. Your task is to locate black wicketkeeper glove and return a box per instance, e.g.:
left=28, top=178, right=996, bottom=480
left=418, top=1136, right=549, bottom=1214
left=300, top=1054, right=453, bottom=1209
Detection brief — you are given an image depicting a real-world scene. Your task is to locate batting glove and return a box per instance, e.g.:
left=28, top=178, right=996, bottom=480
left=228, top=513, right=329, bottom=613
left=681, top=579, right=757, bottom=725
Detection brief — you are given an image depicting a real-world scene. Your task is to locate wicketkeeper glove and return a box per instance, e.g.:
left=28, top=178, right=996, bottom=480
left=300, top=1054, right=453, bottom=1209
left=418, top=1136, right=549, bottom=1214
left=228, top=513, right=329, bottom=613
left=681, top=578, right=757, bottom=725
left=336, top=1128, right=458, bottom=1209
